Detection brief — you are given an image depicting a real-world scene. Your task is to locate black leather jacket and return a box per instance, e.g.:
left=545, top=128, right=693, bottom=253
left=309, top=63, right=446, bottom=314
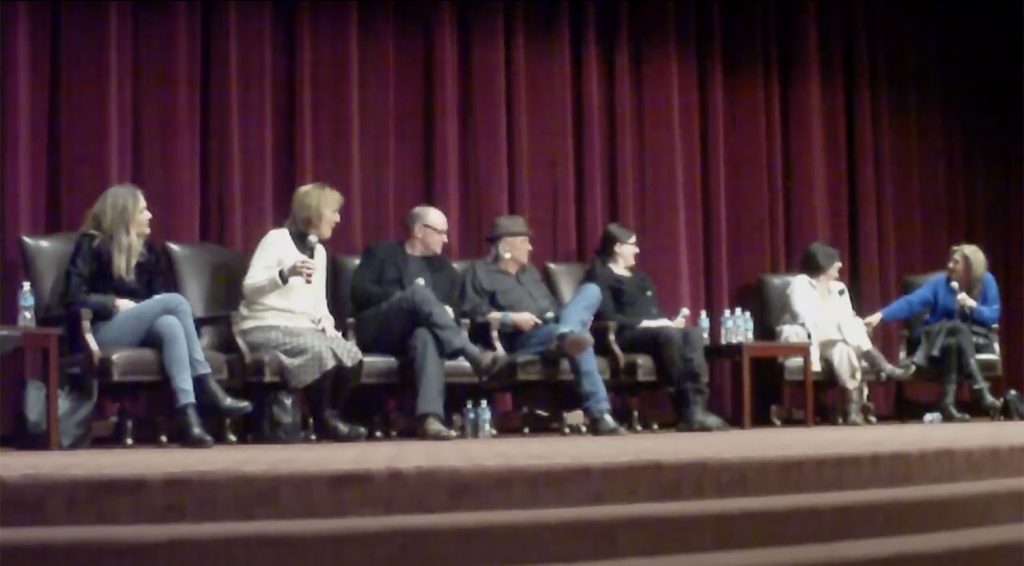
left=63, top=232, right=166, bottom=322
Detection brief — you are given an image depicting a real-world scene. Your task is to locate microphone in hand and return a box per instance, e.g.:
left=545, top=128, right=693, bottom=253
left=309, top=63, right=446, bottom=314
left=302, top=235, right=319, bottom=283
left=950, top=280, right=969, bottom=317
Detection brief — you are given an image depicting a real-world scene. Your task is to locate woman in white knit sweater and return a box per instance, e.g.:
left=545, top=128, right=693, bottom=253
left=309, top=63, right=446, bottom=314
left=785, top=242, right=913, bottom=425
left=236, top=183, right=365, bottom=441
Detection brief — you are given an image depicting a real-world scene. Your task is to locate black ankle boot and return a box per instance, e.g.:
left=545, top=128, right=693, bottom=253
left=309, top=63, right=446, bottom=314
left=938, top=371, right=970, bottom=423
left=966, top=360, right=1002, bottom=419
left=175, top=403, right=214, bottom=448
left=676, top=385, right=729, bottom=432
left=305, top=372, right=367, bottom=442
left=194, top=375, right=252, bottom=418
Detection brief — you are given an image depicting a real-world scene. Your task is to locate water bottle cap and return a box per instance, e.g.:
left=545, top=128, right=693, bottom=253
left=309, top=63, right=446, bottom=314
left=21, top=281, right=32, bottom=289
left=479, top=399, right=488, bottom=407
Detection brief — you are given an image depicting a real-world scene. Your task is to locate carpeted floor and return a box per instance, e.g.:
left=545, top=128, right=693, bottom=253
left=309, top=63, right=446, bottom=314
left=1, top=422, right=1022, bottom=565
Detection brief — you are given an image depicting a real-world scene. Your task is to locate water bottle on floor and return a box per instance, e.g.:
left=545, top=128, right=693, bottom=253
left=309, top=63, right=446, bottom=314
left=698, top=310, right=710, bottom=345
left=477, top=399, right=493, bottom=438
left=17, top=281, right=36, bottom=328
left=463, top=400, right=477, bottom=438
left=922, top=412, right=943, bottom=424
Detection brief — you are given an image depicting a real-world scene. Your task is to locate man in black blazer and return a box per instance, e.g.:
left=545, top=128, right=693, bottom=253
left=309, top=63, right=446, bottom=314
left=352, top=205, right=502, bottom=440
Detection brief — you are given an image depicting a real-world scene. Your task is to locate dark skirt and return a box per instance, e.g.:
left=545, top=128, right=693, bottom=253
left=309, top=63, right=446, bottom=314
left=911, top=319, right=995, bottom=368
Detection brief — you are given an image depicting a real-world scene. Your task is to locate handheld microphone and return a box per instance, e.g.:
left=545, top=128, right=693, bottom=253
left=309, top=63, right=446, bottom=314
left=950, top=280, right=967, bottom=318
left=303, top=235, right=318, bottom=283
left=304, top=235, right=319, bottom=259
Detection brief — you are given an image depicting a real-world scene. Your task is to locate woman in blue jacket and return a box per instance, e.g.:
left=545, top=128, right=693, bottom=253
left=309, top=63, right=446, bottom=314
left=864, top=244, right=1002, bottom=421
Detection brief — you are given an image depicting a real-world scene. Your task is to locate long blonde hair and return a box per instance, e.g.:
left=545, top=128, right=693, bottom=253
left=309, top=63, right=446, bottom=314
left=950, top=243, right=988, bottom=298
left=82, top=184, right=146, bottom=280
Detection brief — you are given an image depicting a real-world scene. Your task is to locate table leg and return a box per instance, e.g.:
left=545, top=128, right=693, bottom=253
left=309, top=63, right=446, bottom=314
left=803, top=349, right=814, bottom=426
left=742, top=349, right=752, bottom=429
left=46, top=336, right=60, bottom=449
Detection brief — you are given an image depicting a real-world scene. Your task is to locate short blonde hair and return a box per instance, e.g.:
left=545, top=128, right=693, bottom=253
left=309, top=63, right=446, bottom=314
left=286, top=182, right=344, bottom=232
left=950, top=243, right=988, bottom=297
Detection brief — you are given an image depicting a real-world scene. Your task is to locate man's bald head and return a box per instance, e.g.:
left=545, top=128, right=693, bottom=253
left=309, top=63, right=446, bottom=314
left=406, top=205, right=449, bottom=256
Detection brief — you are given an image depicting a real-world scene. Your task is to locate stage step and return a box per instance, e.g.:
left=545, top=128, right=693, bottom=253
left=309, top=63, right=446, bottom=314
left=554, top=523, right=1024, bottom=566
left=4, top=424, right=1023, bottom=527
left=2, top=478, right=1021, bottom=565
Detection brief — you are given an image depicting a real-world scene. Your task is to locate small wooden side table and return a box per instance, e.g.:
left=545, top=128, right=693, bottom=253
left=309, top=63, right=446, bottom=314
left=0, top=326, right=63, bottom=449
left=706, top=341, right=813, bottom=428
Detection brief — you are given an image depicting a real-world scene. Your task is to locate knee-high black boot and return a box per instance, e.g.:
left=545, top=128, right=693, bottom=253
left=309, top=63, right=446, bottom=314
left=937, top=366, right=966, bottom=419
left=304, top=364, right=367, bottom=442
left=966, top=359, right=1003, bottom=419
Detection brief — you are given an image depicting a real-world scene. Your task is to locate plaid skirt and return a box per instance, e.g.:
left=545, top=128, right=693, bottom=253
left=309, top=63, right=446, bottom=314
left=239, top=326, right=362, bottom=390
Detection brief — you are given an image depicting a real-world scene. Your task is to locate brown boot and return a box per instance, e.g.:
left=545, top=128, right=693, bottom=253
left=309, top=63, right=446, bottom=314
left=863, top=349, right=915, bottom=381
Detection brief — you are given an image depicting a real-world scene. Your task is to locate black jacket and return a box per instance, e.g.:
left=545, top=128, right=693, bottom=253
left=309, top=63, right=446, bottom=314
left=584, top=260, right=665, bottom=331
left=351, top=241, right=461, bottom=316
left=63, top=232, right=167, bottom=322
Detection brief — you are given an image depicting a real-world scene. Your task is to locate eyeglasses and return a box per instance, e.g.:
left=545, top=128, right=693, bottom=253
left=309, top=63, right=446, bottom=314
left=422, top=224, right=449, bottom=236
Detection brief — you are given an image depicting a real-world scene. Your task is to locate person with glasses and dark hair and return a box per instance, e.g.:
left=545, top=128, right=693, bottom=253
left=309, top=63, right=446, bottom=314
left=584, top=223, right=727, bottom=431
left=351, top=205, right=504, bottom=440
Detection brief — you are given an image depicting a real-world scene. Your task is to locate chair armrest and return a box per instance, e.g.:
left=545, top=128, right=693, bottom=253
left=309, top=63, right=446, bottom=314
left=344, top=318, right=357, bottom=341
left=591, top=321, right=624, bottom=369
left=195, top=313, right=231, bottom=329
left=989, top=324, right=1000, bottom=357
left=77, top=308, right=102, bottom=370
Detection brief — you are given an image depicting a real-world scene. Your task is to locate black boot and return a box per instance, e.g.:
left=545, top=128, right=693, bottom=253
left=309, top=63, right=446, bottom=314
left=938, top=370, right=970, bottom=423
left=966, top=360, right=1002, bottom=419
left=175, top=403, right=214, bottom=448
left=676, top=385, right=729, bottom=432
left=589, top=412, right=628, bottom=436
left=194, top=374, right=253, bottom=418
left=305, top=371, right=367, bottom=442
left=862, top=349, right=916, bottom=381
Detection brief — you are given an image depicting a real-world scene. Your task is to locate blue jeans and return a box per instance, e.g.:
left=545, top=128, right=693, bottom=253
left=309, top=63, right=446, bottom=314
left=512, top=283, right=610, bottom=416
left=93, top=293, right=210, bottom=407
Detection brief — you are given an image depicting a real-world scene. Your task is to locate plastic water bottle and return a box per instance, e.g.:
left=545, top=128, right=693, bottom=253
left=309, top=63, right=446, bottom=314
left=462, top=400, right=477, bottom=438
left=17, top=281, right=36, bottom=328
left=732, top=307, right=744, bottom=343
left=698, top=310, right=710, bottom=345
left=922, top=412, right=943, bottom=424
left=477, top=399, right=493, bottom=438
left=744, top=310, right=755, bottom=343
left=719, top=309, right=732, bottom=344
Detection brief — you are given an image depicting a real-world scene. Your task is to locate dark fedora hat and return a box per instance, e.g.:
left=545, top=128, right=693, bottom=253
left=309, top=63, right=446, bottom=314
left=485, top=215, right=532, bottom=241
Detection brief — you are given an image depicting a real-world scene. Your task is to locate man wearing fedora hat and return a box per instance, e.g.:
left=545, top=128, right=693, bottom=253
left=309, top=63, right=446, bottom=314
left=460, top=215, right=627, bottom=435
left=352, top=205, right=505, bottom=440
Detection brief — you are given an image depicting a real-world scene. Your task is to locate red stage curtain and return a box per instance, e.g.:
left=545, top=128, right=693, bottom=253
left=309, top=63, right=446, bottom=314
left=3, top=1, right=1021, bottom=391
